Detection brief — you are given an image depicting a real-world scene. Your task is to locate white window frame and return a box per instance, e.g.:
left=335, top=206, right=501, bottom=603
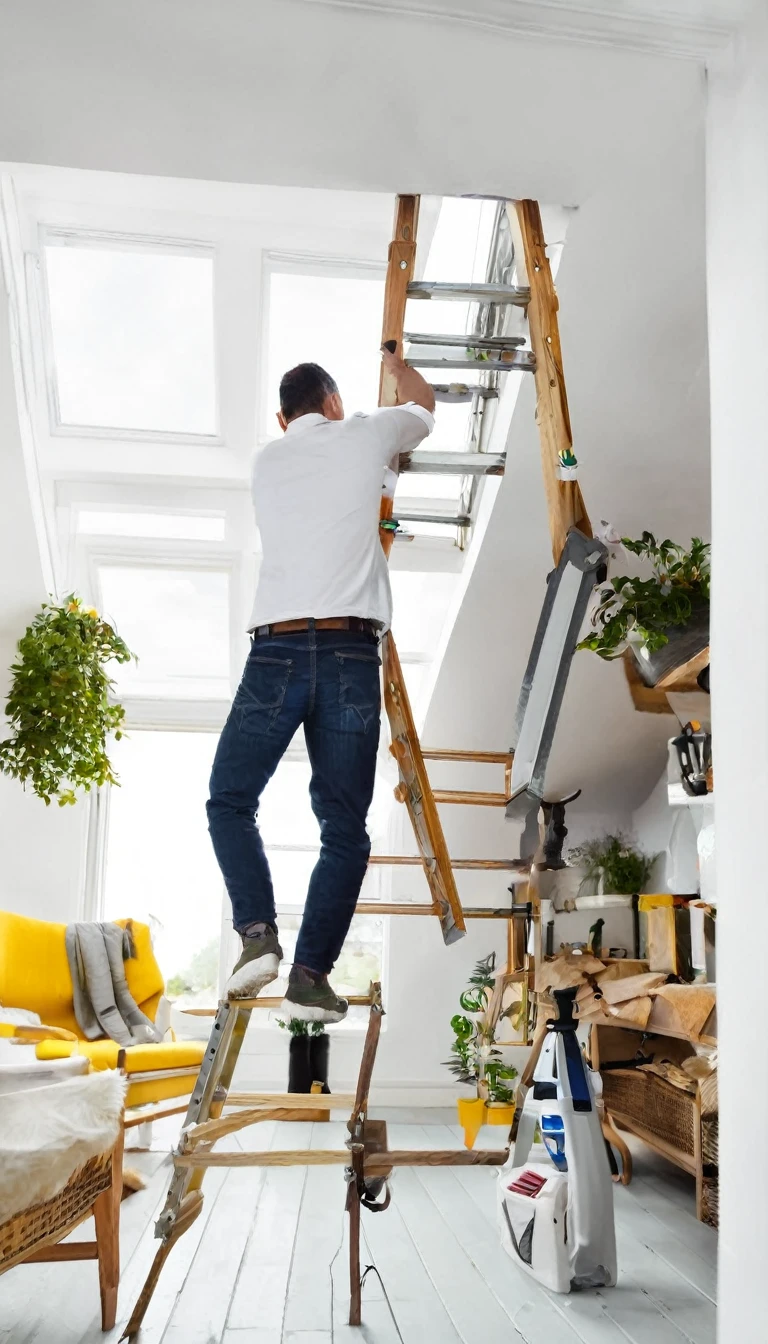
left=38, top=226, right=223, bottom=446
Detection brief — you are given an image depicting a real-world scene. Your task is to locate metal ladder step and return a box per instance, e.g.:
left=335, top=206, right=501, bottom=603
left=432, top=383, right=498, bottom=403
left=404, top=331, right=526, bottom=350
left=394, top=509, right=471, bottom=528
left=402, top=450, right=506, bottom=477
left=407, top=350, right=535, bottom=374
left=407, top=281, right=530, bottom=306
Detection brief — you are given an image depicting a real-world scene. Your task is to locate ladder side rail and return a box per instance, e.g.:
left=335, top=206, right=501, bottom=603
left=508, top=199, right=592, bottom=562
left=375, top=193, right=466, bottom=942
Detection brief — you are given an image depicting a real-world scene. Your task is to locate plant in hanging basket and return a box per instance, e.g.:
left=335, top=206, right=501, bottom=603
left=568, top=832, right=655, bottom=897
left=577, top=533, right=710, bottom=686
left=0, top=595, right=135, bottom=806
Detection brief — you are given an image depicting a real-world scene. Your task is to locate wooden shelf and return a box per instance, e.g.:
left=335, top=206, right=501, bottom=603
left=623, top=647, right=709, bottom=714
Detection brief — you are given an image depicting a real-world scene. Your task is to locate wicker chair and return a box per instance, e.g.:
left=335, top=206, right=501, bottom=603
left=0, top=1126, right=124, bottom=1330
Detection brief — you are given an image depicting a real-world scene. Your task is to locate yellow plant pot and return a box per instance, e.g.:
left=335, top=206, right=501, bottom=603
left=456, top=1097, right=486, bottom=1150
left=485, top=1102, right=516, bottom=1128
left=457, top=1099, right=516, bottom=1148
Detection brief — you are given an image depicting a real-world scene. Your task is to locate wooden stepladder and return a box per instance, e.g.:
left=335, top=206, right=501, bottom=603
left=122, top=986, right=509, bottom=1337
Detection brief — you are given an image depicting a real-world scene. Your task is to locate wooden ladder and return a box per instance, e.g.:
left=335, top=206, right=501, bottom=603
left=374, top=194, right=591, bottom=950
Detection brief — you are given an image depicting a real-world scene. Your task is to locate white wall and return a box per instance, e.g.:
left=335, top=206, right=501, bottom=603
left=707, top=8, right=768, bottom=1338
left=0, top=1, right=710, bottom=1093
left=0, top=276, right=87, bottom=922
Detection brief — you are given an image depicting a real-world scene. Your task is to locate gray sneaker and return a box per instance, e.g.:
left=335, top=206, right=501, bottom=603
left=226, top=926, right=283, bottom=999
left=280, top=964, right=348, bottom=1024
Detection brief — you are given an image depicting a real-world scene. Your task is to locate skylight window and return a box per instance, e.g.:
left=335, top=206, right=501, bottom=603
left=97, top=565, right=231, bottom=698
left=77, top=511, right=225, bottom=541
left=44, top=238, right=217, bottom=436
left=266, top=269, right=383, bottom=430
left=390, top=571, right=459, bottom=655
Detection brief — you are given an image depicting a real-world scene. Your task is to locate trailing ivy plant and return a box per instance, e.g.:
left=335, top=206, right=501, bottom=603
left=443, top=953, right=519, bottom=1102
left=578, top=533, right=710, bottom=661
left=0, top=595, right=135, bottom=806
left=568, top=832, right=655, bottom=896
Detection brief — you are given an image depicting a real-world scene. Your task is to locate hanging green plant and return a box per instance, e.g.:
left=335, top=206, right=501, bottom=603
left=0, top=595, right=135, bottom=806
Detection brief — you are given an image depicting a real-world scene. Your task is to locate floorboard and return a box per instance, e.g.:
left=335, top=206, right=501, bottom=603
left=0, top=1108, right=718, bottom=1344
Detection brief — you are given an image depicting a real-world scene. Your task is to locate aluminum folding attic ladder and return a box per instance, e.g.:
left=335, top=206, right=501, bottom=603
left=374, top=195, right=592, bottom=946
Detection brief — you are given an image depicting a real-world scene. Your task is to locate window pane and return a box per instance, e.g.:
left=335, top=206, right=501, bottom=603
left=260, top=759, right=393, bottom=894
left=390, top=571, right=459, bottom=655
left=274, top=913, right=383, bottom=999
left=45, top=242, right=216, bottom=435
left=266, top=271, right=383, bottom=428
left=78, top=510, right=225, bottom=541
left=98, top=565, right=231, bottom=699
left=104, top=731, right=222, bottom=1006
left=395, top=472, right=463, bottom=504
left=400, top=659, right=430, bottom=707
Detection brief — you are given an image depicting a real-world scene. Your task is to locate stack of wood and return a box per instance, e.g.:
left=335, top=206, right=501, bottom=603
left=536, top=952, right=716, bottom=1037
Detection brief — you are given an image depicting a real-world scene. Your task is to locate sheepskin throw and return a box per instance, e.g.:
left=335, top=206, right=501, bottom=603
left=0, top=1069, right=126, bottom=1224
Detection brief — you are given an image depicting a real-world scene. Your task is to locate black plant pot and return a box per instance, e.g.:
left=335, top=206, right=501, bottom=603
left=309, top=1033, right=331, bottom=1094
left=287, top=1036, right=312, bottom=1093
left=631, top=602, right=709, bottom=688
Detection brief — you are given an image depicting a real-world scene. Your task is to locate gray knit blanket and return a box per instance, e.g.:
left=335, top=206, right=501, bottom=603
left=64, top=921, right=163, bottom=1047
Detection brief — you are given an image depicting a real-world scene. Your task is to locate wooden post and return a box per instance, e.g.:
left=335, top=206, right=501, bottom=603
left=347, top=1175, right=362, bottom=1326
left=93, top=1124, right=124, bottom=1330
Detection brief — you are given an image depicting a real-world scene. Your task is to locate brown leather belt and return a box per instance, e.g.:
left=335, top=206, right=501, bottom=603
left=254, top=616, right=380, bottom=637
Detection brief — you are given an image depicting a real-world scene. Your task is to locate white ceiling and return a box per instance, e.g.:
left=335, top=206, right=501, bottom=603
left=304, top=0, right=748, bottom=58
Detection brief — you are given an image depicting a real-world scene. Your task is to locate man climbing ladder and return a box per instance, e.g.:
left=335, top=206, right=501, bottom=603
left=207, top=351, right=435, bottom=1022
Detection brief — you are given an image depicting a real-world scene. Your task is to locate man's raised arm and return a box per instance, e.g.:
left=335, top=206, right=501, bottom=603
left=381, top=345, right=436, bottom=415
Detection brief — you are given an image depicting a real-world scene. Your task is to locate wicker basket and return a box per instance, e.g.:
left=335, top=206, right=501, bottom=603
left=0, top=1149, right=113, bottom=1274
left=602, top=1069, right=696, bottom=1156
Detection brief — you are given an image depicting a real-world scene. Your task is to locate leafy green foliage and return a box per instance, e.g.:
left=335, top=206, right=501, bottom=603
left=483, top=1058, right=519, bottom=1105
left=568, top=832, right=655, bottom=896
left=577, top=533, right=710, bottom=661
left=458, top=952, right=496, bottom=1014
left=276, top=1018, right=327, bottom=1037
left=443, top=953, right=519, bottom=1099
left=0, top=595, right=135, bottom=806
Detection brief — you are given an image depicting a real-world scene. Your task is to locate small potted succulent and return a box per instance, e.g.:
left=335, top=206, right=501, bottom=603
left=568, top=833, right=655, bottom=910
left=444, top=954, right=519, bottom=1149
left=578, top=533, right=710, bottom=687
left=277, top=1018, right=330, bottom=1094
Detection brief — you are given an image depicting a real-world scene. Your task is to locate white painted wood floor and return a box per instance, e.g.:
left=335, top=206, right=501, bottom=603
left=0, top=1109, right=717, bottom=1344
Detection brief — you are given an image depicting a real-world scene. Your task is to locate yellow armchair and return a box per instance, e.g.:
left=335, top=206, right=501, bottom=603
left=0, top=911, right=205, bottom=1113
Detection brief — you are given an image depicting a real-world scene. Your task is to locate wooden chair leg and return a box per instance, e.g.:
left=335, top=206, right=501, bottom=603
left=94, top=1126, right=124, bottom=1330
left=602, top=1115, right=632, bottom=1186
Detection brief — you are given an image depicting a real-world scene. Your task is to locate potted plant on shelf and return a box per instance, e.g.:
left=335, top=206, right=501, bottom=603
left=444, top=954, right=519, bottom=1149
left=568, top=833, right=655, bottom=910
left=277, top=1018, right=331, bottom=1094
left=577, top=533, right=710, bottom=688
left=0, top=595, right=134, bottom=805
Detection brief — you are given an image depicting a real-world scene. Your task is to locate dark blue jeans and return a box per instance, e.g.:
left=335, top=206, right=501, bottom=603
left=207, top=626, right=381, bottom=975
